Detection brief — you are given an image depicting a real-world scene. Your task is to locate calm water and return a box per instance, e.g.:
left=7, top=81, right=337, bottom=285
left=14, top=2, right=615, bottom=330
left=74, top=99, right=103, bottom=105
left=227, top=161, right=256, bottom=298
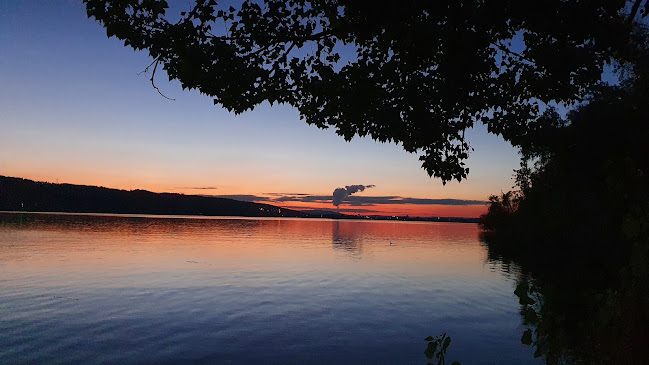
left=0, top=212, right=536, bottom=364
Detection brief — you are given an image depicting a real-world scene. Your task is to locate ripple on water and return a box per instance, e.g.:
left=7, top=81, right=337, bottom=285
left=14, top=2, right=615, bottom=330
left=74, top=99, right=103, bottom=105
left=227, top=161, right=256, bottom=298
left=0, top=214, right=537, bottom=364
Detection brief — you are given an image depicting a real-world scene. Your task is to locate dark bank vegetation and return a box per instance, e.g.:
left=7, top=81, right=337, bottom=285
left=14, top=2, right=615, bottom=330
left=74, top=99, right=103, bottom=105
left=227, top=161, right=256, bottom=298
left=479, top=28, right=649, bottom=364
left=480, top=77, right=649, bottom=273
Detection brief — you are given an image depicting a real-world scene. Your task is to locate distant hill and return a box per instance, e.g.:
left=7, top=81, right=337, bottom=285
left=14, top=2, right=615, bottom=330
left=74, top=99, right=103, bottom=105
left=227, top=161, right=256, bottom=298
left=0, top=176, right=309, bottom=218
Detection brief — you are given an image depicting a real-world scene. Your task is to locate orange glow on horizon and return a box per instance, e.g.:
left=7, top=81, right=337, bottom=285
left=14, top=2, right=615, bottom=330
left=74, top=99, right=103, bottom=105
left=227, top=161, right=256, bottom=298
left=263, top=200, right=487, bottom=218
left=4, top=173, right=488, bottom=218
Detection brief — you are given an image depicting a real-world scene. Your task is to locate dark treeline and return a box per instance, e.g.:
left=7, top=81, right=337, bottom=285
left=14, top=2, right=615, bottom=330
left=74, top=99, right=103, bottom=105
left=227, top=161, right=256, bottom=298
left=479, top=29, right=649, bottom=364
left=0, top=176, right=309, bottom=218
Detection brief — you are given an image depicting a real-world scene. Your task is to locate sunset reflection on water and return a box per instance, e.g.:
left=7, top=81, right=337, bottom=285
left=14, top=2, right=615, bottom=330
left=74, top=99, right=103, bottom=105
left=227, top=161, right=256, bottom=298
left=0, top=213, right=535, bottom=364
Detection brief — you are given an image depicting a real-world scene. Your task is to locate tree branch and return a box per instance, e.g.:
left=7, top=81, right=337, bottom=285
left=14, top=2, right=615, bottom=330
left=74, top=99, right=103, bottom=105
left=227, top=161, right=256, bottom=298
left=495, top=42, right=535, bottom=65
left=138, top=58, right=158, bottom=75
left=628, top=0, right=643, bottom=24
left=279, top=42, right=296, bottom=62
left=209, top=29, right=333, bottom=43
left=141, top=58, right=175, bottom=100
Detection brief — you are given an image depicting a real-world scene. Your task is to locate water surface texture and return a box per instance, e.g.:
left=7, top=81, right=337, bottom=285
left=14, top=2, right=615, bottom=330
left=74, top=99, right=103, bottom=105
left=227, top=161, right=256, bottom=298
left=0, top=213, right=535, bottom=363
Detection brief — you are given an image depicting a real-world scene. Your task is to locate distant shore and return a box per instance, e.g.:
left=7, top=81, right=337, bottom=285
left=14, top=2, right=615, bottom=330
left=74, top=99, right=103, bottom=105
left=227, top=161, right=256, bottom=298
left=0, top=210, right=479, bottom=224
left=0, top=176, right=478, bottom=223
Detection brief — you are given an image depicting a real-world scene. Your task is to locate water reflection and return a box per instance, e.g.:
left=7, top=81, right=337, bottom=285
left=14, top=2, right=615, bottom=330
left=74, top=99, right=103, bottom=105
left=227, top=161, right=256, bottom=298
left=0, top=212, right=535, bottom=364
left=332, top=221, right=363, bottom=256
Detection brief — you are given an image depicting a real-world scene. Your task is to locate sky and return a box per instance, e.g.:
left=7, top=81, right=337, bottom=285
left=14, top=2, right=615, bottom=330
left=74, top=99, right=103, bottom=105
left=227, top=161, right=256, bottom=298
left=0, top=1, right=521, bottom=218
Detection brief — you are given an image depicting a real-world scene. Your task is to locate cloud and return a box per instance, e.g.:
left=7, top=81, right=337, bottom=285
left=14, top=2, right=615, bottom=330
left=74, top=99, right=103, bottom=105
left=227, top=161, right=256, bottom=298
left=320, top=207, right=381, bottom=214
left=343, top=196, right=487, bottom=206
left=212, top=194, right=271, bottom=202
left=264, top=192, right=311, bottom=196
left=177, top=186, right=219, bottom=190
left=210, top=192, right=486, bottom=206
left=274, top=195, right=330, bottom=203
left=332, top=185, right=375, bottom=207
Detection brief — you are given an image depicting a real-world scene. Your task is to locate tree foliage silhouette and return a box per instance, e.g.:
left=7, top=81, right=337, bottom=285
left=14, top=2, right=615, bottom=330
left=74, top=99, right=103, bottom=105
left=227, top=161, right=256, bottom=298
left=478, top=23, right=649, bottom=362
left=84, top=0, right=647, bottom=182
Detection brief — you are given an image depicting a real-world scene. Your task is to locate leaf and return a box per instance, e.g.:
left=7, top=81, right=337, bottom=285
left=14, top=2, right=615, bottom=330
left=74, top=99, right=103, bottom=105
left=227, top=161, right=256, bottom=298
left=514, top=282, right=536, bottom=305
left=424, top=336, right=434, bottom=341
left=521, top=329, right=533, bottom=345
left=442, top=336, right=452, bottom=351
left=514, top=282, right=528, bottom=298
left=522, top=307, right=539, bottom=325
left=424, top=342, right=438, bottom=359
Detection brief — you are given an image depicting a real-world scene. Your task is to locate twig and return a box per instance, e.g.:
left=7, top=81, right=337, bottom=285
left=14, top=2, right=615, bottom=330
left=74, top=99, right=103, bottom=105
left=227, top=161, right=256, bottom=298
left=495, top=42, right=534, bottom=65
left=279, top=42, right=296, bottom=62
left=150, top=59, right=176, bottom=100
left=628, top=0, right=643, bottom=24
left=138, top=58, right=158, bottom=76
left=207, top=29, right=333, bottom=43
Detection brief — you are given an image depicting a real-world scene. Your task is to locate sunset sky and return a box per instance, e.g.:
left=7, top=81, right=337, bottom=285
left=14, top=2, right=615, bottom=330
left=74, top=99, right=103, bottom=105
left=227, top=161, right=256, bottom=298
left=0, top=1, right=521, bottom=217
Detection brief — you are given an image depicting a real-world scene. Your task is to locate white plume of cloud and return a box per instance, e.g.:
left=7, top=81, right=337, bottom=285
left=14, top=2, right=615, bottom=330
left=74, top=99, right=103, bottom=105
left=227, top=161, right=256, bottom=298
left=332, top=184, right=375, bottom=207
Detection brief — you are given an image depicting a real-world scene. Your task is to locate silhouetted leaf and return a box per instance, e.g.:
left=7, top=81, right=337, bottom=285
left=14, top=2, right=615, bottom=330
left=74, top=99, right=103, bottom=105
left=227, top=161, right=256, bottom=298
left=442, top=336, right=452, bottom=352
left=521, top=329, right=533, bottom=345
left=522, top=307, right=539, bottom=325
left=424, top=342, right=438, bottom=359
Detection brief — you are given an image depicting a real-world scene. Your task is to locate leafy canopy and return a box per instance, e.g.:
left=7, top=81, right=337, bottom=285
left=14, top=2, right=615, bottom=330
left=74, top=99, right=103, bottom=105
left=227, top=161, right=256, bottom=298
left=84, top=0, right=644, bottom=182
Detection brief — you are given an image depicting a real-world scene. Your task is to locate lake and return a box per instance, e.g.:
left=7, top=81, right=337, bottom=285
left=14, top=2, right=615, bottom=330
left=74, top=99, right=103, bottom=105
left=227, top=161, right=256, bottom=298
left=0, top=212, right=536, bottom=364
